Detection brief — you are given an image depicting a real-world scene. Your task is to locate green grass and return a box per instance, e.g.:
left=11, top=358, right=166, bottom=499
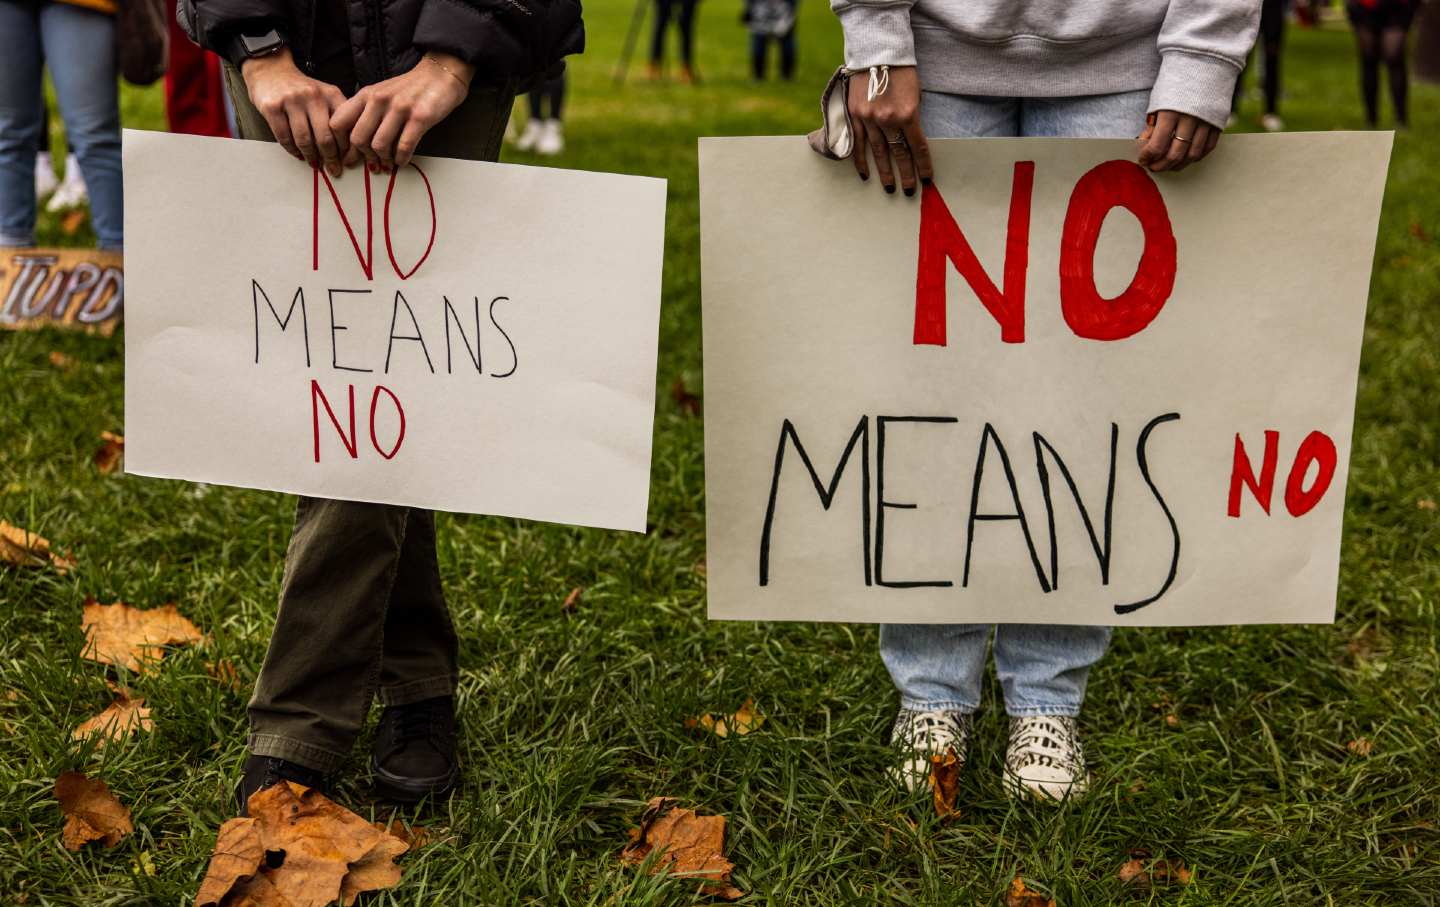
left=5, top=8, right=1440, bottom=905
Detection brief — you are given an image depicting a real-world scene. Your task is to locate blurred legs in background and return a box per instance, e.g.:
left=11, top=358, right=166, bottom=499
left=650, top=0, right=699, bottom=82
left=1348, top=0, right=1415, bottom=127
left=515, top=72, right=566, bottom=155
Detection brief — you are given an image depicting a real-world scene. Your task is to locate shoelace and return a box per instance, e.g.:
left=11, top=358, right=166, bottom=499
left=1007, top=717, right=1083, bottom=771
left=866, top=65, right=890, bottom=102
left=895, top=709, right=969, bottom=752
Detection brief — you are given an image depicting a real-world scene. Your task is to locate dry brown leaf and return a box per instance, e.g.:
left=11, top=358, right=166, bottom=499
left=196, top=782, right=409, bottom=907
left=671, top=377, right=702, bottom=416
left=0, top=520, right=75, bottom=572
left=1409, top=221, right=1430, bottom=243
left=1165, top=713, right=1180, bottom=728
left=73, top=688, right=153, bottom=743
left=54, top=771, right=132, bottom=850
left=561, top=586, right=583, bottom=614
left=1419, top=499, right=1437, bottom=511
left=82, top=599, right=204, bottom=672
left=1005, top=874, right=1057, bottom=907
left=372, top=820, right=430, bottom=849
left=621, top=797, right=742, bottom=900
left=686, top=698, right=765, bottom=739
left=94, top=431, right=124, bottom=474
left=49, top=350, right=77, bottom=370
left=207, top=659, right=244, bottom=692
left=1117, top=851, right=1193, bottom=887
left=60, top=208, right=88, bottom=235
left=693, top=558, right=707, bottom=577
left=1347, top=737, right=1374, bottom=757
left=928, top=748, right=961, bottom=818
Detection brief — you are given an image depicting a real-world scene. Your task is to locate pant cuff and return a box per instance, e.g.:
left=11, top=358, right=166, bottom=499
left=1005, top=703, right=1083, bottom=718
left=248, top=732, right=349, bottom=772
left=898, top=697, right=979, bottom=714
left=377, top=674, right=457, bottom=707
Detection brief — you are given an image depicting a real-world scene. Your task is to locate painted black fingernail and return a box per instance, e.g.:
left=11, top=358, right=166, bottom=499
left=903, top=186, right=915, bottom=197
left=884, top=184, right=895, bottom=194
left=859, top=172, right=868, bottom=181
left=921, top=177, right=932, bottom=187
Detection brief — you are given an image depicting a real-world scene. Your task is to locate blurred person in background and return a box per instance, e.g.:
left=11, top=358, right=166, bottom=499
left=1347, top=0, right=1417, bottom=127
left=0, top=0, right=123, bottom=249
left=650, top=0, right=700, bottom=82
left=165, top=9, right=234, bottom=137
left=745, top=0, right=798, bottom=80
left=1232, top=0, right=1287, bottom=130
left=513, top=72, right=567, bottom=155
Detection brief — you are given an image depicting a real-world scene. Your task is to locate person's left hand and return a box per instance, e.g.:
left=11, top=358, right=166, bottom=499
left=330, top=53, right=476, bottom=171
left=1137, top=110, right=1221, bottom=173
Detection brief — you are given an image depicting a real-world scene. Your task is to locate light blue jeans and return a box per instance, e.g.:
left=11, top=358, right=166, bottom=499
left=880, top=89, right=1150, bottom=717
left=0, top=0, right=123, bottom=249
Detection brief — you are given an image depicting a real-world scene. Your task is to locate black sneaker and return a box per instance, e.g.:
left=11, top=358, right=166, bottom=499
left=236, top=754, right=330, bottom=815
left=370, top=695, right=459, bottom=803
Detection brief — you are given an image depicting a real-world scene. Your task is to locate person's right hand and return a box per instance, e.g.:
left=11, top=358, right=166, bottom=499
left=241, top=49, right=349, bottom=177
left=845, top=65, right=933, bottom=197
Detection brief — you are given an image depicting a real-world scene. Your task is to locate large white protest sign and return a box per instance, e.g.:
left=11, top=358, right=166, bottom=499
left=123, top=130, right=665, bottom=531
left=700, top=133, right=1391, bottom=625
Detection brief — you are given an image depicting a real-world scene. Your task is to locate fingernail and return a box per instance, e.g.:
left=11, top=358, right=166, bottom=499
left=884, top=184, right=895, bottom=195
left=921, top=177, right=932, bottom=187
left=859, top=173, right=869, bottom=182
left=903, top=186, right=915, bottom=197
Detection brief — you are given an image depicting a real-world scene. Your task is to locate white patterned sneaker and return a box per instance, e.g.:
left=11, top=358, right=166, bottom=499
left=1004, top=715, right=1089, bottom=801
left=890, top=708, right=971, bottom=793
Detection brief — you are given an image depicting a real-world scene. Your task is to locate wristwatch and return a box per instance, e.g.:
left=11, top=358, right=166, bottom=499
left=228, top=28, right=286, bottom=67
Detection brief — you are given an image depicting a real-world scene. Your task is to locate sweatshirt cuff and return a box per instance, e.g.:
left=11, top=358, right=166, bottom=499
left=1148, top=49, right=1242, bottom=130
left=835, top=5, right=916, bottom=69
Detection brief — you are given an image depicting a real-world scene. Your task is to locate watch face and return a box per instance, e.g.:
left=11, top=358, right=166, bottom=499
left=242, top=32, right=283, bottom=56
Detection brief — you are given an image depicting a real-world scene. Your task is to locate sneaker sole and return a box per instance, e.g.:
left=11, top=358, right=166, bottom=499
left=369, top=754, right=460, bottom=804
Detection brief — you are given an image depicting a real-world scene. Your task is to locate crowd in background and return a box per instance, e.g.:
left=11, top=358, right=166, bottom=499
left=0, top=0, right=1431, bottom=255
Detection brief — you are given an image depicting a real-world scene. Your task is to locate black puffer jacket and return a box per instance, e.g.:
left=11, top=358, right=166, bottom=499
left=178, top=0, right=583, bottom=88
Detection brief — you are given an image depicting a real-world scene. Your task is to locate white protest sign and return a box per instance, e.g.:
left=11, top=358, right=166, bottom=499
left=700, top=133, right=1391, bottom=625
left=122, top=130, right=665, bottom=531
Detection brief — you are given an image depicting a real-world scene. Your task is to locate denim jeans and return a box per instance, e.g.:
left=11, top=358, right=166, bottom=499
left=879, top=89, right=1150, bottom=717
left=0, top=0, right=123, bottom=249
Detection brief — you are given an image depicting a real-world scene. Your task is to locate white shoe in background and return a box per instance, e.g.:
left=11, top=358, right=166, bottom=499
left=1261, top=113, right=1285, bottom=132
left=46, top=155, right=88, bottom=213
left=35, top=152, right=58, bottom=199
left=1004, top=715, right=1090, bottom=801
left=889, top=707, right=972, bottom=793
left=536, top=119, right=565, bottom=156
left=513, top=119, right=543, bottom=152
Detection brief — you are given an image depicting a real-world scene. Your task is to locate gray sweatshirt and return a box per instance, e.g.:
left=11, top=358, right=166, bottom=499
left=831, top=0, right=1261, bottom=128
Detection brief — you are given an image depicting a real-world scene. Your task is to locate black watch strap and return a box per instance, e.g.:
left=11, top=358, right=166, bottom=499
left=229, top=28, right=286, bottom=66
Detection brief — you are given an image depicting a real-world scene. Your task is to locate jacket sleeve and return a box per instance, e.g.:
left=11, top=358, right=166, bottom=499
left=829, top=0, right=916, bottom=70
left=412, top=0, right=584, bottom=82
left=1150, top=0, right=1261, bottom=128
left=184, top=0, right=293, bottom=53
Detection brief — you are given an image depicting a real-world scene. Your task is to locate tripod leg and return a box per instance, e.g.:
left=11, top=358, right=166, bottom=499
left=614, top=0, right=651, bottom=85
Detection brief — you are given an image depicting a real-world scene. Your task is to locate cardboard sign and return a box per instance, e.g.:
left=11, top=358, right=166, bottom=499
left=0, top=247, right=123, bottom=336
left=122, top=130, right=665, bottom=532
left=700, top=133, right=1391, bottom=625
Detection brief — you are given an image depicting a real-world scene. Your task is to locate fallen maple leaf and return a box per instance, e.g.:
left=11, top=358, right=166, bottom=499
left=686, top=698, right=765, bottom=739
left=561, top=586, right=583, bottom=614
left=1117, top=851, right=1193, bottom=887
left=372, top=819, right=430, bottom=849
left=928, top=748, right=961, bottom=818
left=94, top=431, right=124, bottom=474
left=621, top=797, right=742, bottom=900
left=54, top=772, right=132, bottom=850
left=0, top=520, right=75, bottom=572
left=671, top=377, right=702, bottom=416
left=1419, top=499, right=1437, bottom=511
left=1005, top=874, right=1056, bottom=907
left=195, top=782, right=407, bottom=907
left=1347, top=737, right=1374, bottom=757
left=60, top=208, right=88, bottom=236
left=73, top=686, right=153, bottom=743
left=49, top=350, right=76, bottom=370
left=82, top=599, right=204, bottom=672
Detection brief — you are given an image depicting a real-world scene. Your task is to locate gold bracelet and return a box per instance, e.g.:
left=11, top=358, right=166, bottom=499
left=425, top=53, right=471, bottom=89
